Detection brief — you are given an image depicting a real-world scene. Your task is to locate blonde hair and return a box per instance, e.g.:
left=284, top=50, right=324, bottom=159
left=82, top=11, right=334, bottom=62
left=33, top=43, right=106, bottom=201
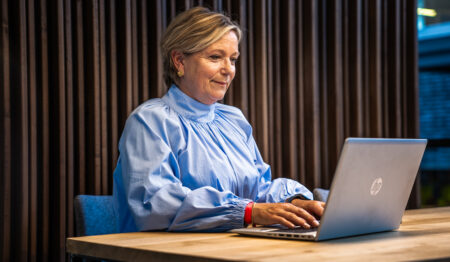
left=161, top=7, right=242, bottom=87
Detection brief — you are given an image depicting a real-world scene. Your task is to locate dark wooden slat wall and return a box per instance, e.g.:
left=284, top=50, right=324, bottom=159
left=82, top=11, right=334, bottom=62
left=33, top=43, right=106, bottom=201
left=18, top=0, right=30, bottom=261
left=39, top=0, right=50, bottom=260
left=0, top=0, right=11, bottom=260
left=0, top=0, right=419, bottom=261
left=27, top=0, right=38, bottom=259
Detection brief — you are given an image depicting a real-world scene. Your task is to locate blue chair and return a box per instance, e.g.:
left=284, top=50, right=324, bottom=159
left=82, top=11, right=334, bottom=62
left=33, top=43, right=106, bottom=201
left=313, top=188, right=330, bottom=202
left=73, top=195, right=118, bottom=236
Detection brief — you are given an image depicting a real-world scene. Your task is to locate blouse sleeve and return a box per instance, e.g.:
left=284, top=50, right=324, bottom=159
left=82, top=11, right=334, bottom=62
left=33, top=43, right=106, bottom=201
left=116, top=113, right=252, bottom=232
left=247, top=135, right=313, bottom=203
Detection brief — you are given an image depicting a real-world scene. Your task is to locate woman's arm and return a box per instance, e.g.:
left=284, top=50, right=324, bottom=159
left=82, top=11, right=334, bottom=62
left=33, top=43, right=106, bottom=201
left=115, top=113, right=252, bottom=232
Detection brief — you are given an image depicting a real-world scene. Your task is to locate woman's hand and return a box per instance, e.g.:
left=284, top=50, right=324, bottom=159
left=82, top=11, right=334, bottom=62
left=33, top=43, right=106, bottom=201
left=251, top=200, right=325, bottom=229
left=290, top=199, right=325, bottom=219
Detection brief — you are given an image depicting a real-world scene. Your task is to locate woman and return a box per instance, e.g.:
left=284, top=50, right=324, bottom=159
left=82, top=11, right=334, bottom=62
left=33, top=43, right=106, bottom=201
left=113, top=7, right=324, bottom=233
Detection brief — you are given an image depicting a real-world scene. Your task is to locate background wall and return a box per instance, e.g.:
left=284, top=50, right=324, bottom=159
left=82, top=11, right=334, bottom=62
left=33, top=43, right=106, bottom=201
left=0, top=0, right=418, bottom=261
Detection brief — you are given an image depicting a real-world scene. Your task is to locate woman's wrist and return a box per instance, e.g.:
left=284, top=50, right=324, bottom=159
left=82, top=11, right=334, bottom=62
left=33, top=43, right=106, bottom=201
left=285, top=193, right=310, bottom=203
left=244, top=201, right=254, bottom=226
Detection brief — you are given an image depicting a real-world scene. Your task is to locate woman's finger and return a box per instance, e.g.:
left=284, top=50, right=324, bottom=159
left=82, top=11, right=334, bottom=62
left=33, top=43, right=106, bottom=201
left=283, top=204, right=319, bottom=227
left=276, top=209, right=311, bottom=228
left=291, top=199, right=325, bottom=220
left=306, top=201, right=325, bottom=218
left=272, top=215, right=296, bottom=228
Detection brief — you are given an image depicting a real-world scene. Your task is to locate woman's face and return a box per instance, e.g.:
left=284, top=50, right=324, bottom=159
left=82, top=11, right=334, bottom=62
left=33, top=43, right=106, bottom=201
left=176, top=31, right=240, bottom=105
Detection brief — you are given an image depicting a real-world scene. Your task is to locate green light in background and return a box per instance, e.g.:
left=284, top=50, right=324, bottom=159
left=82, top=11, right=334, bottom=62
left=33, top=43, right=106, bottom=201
left=418, top=8, right=437, bottom=17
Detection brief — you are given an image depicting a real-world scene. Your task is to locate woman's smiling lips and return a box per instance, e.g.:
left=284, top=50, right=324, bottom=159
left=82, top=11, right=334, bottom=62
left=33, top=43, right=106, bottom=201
left=212, top=80, right=228, bottom=86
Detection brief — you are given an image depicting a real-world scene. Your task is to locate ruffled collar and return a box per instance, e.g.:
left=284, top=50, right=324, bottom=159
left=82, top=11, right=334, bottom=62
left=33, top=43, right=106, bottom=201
left=162, top=85, right=216, bottom=122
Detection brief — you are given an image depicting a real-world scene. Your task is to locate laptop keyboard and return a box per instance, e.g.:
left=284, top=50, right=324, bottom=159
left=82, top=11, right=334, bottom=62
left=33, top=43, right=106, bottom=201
left=272, top=227, right=318, bottom=234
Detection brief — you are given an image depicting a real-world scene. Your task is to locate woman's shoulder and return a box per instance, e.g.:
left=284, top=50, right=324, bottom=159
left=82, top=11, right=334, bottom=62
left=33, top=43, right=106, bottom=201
left=215, top=103, right=253, bottom=138
left=122, top=97, right=184, bottom=139
left=119, top=98, right=186, bottom=151
left=215, top=103, right=246, bottom=119
left=130, top=98, right=172, bottom=119
left=124, top=98, right=181, bottom=132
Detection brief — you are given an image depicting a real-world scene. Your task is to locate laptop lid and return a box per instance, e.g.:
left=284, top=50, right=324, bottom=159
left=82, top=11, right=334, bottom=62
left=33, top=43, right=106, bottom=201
left=316, top=137, right=427, bottom=240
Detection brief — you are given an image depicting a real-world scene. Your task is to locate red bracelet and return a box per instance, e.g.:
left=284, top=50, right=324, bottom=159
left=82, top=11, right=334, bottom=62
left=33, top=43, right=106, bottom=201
left=244, top=202, right=254, bottom=226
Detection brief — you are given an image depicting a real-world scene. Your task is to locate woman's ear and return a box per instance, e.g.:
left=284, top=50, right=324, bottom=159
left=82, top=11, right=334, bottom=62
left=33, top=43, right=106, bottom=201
left=171, top=50, right=185, bottom=74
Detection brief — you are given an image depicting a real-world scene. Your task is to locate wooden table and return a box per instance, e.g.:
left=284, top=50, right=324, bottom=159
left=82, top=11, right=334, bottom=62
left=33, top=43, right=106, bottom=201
left=66, top=207, right=450, bottom=261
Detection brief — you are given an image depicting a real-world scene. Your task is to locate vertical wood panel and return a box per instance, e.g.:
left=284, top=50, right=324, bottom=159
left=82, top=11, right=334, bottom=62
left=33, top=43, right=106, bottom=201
left=108, top=0, right=119, bottom=187
left=401, top=0, right=408, bottom=138
left=246, top=0, right=255, bottom=125
left=231, top=0, right=248, bottom=116
left=318, top=0, right=328, bottom=186
left=223, top=0, right=234, bottom=105
left=253, top=0, right=268, bottom=159
left=64, top=0, right=74, bottom=241
left=55, top=0, right=66, bottom=259
left=342, top=0, right=349, bottom=138
left=75, top=0, right=86, bottom=194
left=381, top=0, right=388, bottom=136
left=169, top=0, right=176, bottom=19
left=131, top=0, right=139, bottom=107
left=280, top=0, right=298, bottom=180
left=148, top=0, right=166, bottom=98
left=140, top=0, right=150, bottom=101
left=271, top=0, right=283, bottom=178
left=303, top=0, right=321, bottom=187
left=124, top=0, right=133, bottom=115
left=86, top=0, right=101, bottom=195
left=18, top=0, right=30, bottom=260
left=38, top=0, right=50, bottom=259
left=214, top=0, right=222, bottom=11
left=266, top=0, right=275, bottom=176
left=368, top=0, right=383, bottom=137
left=0, top=0, right=11, bottom=260
left=295, top=0, right=306, bottom=183
left=362, top=0, right=370, bottom=134
left=99, top=0, right=108, bottom=194
left=27, top=0, right=38, bottom=259
left=394, top=0, right=402, bottom=137
left=327, top=0, right=344, bottom=181
left=348, top=0, right=363, bottom=137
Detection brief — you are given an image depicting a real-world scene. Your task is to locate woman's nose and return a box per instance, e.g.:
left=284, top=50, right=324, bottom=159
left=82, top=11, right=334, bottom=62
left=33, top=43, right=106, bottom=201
left=221, top=59, right=233, bottom=74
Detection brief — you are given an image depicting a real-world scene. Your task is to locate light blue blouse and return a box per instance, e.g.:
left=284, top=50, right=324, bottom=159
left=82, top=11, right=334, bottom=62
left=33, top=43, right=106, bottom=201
left=113, top=85, right=312, bottom=232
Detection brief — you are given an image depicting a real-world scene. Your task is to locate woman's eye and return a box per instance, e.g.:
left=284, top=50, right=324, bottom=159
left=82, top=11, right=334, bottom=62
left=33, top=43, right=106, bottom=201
left=231, top=58, right=238, bottom=64
left=210, top=55, right=221, bottom=60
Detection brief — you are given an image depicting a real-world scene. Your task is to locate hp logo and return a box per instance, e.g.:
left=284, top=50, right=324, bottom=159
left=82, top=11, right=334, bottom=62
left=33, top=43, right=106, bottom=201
left=370, top=177, right=383, bottom=196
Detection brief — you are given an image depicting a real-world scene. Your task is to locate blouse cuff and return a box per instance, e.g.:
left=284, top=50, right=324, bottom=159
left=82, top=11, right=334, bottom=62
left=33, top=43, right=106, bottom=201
left=285, top=193, right=311, bottom=203
left=222, top=199, right=253, bottom=231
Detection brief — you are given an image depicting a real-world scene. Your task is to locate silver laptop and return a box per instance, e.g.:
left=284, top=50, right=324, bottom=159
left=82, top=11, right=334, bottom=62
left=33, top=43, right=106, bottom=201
left=231, top=137, right=427, bottom=241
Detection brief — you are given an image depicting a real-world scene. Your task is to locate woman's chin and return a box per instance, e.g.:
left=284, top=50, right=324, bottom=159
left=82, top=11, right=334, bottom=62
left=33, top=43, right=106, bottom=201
left=203, top=90, right=226, bottom=103
left=212, top=93, right=227, bottom=102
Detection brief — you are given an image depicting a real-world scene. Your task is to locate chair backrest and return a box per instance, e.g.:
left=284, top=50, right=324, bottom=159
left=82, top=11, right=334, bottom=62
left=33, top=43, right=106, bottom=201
left=74, top=195, right=118, bottom=236
left=313, top=188, right=330, bottom=202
